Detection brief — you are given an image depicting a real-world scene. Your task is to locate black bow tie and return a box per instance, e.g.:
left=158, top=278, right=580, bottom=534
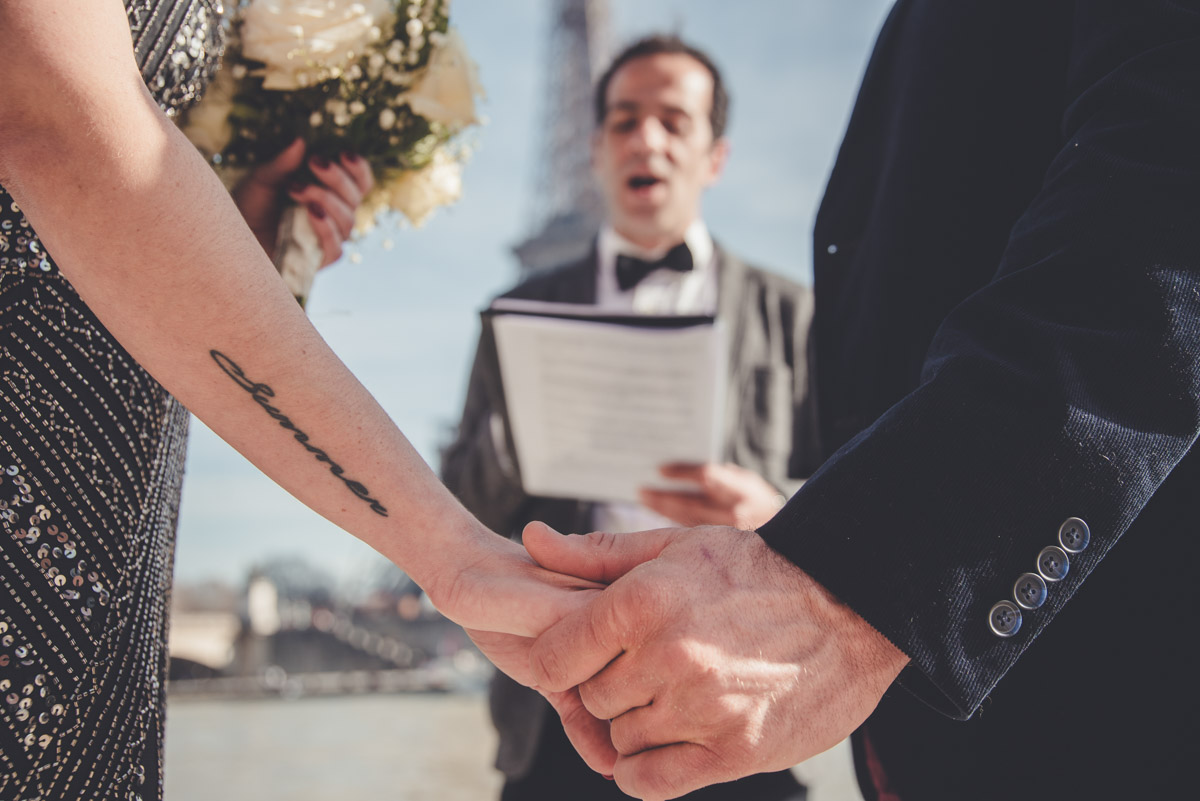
left=614, top=242, right=694, bottom=291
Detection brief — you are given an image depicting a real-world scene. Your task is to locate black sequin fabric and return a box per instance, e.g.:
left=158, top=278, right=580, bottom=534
left=0, top=2, right=223, bottom=798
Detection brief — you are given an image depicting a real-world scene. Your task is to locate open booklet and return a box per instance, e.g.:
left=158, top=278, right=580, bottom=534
left=486, top=298, right=727, bottom=504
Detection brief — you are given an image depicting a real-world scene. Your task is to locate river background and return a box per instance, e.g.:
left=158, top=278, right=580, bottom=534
left=164, top=692, right=864, bottom=800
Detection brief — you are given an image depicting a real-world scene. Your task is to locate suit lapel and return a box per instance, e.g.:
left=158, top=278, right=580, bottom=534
left=571, top=249, right=600, bottom=304
left=550, top=245, right=600, bottom=305
left=715, top=244, right=750, bottom=462
left=716, top=243, right=750, bottom=378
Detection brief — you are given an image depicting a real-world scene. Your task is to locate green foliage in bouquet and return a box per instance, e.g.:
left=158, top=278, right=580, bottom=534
left=185, top=0, right=481, bottom=229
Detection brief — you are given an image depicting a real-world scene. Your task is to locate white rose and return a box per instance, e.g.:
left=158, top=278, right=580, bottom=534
left=404, top=27, right=483, bottom=128
left=240, top=0, right=393, bottom=90
left=182, top=63, right=236, bottom=156
left=386, top=149, right=463, bottom=227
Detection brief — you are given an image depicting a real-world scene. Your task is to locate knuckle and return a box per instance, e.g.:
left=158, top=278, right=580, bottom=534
left=577, top=673, right=621, bottom=721
left=621, top=575, right=672, bottom=623
left=696, top=746, right=741, bottom=786
left=576, top=676, right=605, bottom=712
left=530, top=640, right=571, bottom=690
left=632, top=760, right=684, bottom=801
left=702, top=702, right=764, bottom=769
left=599, top=590, right=646, bottom=643
left=591, top=595, right=625, bottom=647
left=586, top=529, right=622, bottom=556
left=608, top=718, right=644, bottom=755
left=556, top=694, right=589, bottom=728
left=659, top=636, right=697, bottom=670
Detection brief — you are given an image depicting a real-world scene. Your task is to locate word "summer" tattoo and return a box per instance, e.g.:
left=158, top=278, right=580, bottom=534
left=210, top=350, right=388, bottom=517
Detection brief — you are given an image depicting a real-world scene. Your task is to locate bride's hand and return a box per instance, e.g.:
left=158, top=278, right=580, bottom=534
left=232, top=138, right=374, bottom=267
left=466, top=625, right=620, bottom=777
left=424, top=521, right=605, bottom=639
left=447, top=522, right=620, bottom=778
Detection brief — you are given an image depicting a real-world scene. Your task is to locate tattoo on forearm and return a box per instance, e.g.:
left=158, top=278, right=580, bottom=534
left=210, top=350, right=389, bottom=517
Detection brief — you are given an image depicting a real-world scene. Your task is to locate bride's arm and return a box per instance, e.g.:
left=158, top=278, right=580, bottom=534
left=0, top=0, right=593, bottom=635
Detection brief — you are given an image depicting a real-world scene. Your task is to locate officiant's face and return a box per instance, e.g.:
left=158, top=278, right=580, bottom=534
left=593, top=53, right=729, bottom=250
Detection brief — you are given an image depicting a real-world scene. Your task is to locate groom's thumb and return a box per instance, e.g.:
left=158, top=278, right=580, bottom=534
left=522, top=521, right=678, bottom=584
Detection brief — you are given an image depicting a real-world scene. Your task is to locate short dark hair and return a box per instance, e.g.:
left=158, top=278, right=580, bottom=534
left=593, top=34, right=729, bottom=140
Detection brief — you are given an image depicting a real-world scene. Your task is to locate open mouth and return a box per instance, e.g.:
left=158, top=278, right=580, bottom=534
left=627, top=175, right=663, bottom=190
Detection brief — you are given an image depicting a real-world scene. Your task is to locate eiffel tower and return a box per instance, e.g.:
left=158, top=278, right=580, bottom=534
left=512, top=0, right=612, bottom=274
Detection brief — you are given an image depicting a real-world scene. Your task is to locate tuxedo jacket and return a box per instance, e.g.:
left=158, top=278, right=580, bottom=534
left=442, top=244, right=820, bottom=778
left=755, top=1, right=1200, bottom=797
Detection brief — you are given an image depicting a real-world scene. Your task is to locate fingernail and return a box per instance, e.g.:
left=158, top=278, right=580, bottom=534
left=307, top=202, right=326, bottom=220
left=288, top=180, right=306, bottom=194
left=310, top=155, right=330, bottom=169
left=342, top=152, right=361, bottom=164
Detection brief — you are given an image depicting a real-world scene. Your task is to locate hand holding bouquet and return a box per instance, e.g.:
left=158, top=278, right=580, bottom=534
left=183, top=0, right=482, bottom=305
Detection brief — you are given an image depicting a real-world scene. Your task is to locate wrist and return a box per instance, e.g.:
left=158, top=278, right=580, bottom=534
left=395, top=506, right=493, bottom=603
left=800, top=563, right=910, bottom=689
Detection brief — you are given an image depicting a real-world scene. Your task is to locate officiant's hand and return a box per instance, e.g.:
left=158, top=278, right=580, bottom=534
left=640, top=462, right=787, bottom=530
left=232, top=138, right=374, bottom=267
left=523, top=522, right=909, bottom=801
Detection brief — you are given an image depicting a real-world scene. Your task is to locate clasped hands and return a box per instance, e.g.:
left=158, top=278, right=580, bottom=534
left=441, top=517, right=910, bottom=801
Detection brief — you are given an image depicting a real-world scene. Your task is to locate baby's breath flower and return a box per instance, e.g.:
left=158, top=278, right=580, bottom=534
left=239, top=0, right=393, bottom=91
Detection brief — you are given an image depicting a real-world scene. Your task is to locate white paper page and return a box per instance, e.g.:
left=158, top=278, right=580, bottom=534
left=491, top=308, right=726, bottom=504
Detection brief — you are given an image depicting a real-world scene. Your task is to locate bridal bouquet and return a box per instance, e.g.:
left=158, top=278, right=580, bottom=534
left=183, top=0, right=482, bottom=304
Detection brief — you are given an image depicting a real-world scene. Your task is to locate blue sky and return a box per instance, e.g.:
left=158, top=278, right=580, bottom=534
left=174, top=0, right=895, bottom=587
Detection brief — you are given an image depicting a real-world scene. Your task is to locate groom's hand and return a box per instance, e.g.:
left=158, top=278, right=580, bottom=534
left=523, top=523, right=910, bottom=801
left=456, top=520, right=624, bottom=777
left=464, top=627, right=618, bottom=777
left=425, top=521, right=619, bottom=776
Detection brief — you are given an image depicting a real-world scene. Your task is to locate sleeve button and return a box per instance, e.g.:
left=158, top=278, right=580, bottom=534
left=1058, top=517, right=1090, bottom=553
left=1037, top=545, right=1070, bottom=582
left=1013, top=572, right=1048, bottom=610
left=988, top=600, right=1023, bottom=637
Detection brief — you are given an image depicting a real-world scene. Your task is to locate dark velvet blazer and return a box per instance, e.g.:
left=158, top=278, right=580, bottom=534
left=756, top=1, right=1200, bottom=798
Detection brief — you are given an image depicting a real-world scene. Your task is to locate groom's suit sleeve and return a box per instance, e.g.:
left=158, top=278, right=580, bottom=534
left=757, top=0, right=1200, bottom=719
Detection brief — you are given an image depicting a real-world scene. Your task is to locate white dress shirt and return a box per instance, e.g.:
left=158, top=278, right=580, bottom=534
left=595, top=220, right=719, bottom=315
left=592, top=220, right=719, bottom=534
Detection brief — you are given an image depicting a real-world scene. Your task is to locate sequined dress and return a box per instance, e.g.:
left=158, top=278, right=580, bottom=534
left=0, top=2, right=223, bottom=798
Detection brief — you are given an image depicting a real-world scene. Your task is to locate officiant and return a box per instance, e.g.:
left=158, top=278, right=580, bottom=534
left=441, top=34, right=820, bottom=801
